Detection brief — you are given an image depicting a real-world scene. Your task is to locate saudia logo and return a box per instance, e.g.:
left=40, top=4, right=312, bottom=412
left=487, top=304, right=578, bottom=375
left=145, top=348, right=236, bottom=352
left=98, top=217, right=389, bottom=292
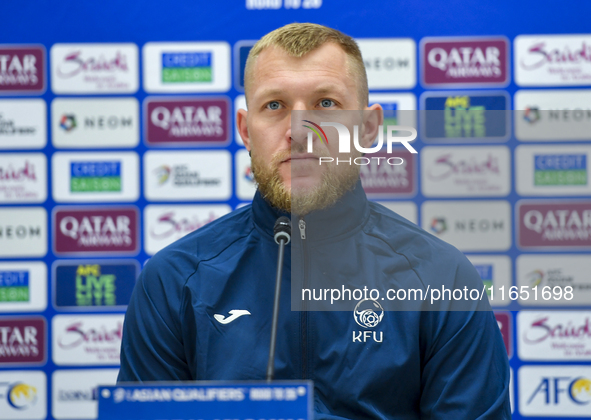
left=56, top=50, right=129, bottom=78
left=352, top=299, right=384, bottom=343
left=523, top=316, right=591, bottom=344
left=302, top=120, right=417, bottom=166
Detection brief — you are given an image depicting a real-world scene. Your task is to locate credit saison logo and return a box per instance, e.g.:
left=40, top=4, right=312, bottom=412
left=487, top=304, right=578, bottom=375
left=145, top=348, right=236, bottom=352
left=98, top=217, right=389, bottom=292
left=161, top=52, right=212, bottom=83
left=474, top=264, right=493, bottom=290
left=0, top=271, right=29, bottom=303
left=534, top=154, right=587, bottom=186
left=70, top=161, right=121, bottom=193
left=302, top=120, right=417, bottom=166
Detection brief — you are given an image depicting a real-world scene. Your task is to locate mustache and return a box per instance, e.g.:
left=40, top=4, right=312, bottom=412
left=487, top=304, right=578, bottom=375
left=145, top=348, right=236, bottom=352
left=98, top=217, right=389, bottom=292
left=271, top=142, right=328, bottom=164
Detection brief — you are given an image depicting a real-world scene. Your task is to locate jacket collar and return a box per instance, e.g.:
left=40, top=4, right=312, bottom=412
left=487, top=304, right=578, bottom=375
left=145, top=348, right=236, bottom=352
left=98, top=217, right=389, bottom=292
left=252, top=179, right=370, bottom=242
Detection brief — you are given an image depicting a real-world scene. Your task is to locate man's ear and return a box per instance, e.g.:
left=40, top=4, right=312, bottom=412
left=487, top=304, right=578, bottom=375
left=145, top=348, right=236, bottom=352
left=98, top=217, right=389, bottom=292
left=237, top=108, right=250, bottom=151
left=360, top=103, right=383, bottom=148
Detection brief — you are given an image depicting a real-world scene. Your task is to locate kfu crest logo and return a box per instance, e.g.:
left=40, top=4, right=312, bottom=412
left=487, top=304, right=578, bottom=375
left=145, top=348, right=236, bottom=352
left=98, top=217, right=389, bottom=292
left=353, top=299, right=384, bottom=343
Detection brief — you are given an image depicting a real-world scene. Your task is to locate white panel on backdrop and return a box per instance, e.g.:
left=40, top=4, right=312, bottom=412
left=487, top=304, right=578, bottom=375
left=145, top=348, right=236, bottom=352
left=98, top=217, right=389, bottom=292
left=52, top=152, right=139, bottom=202
left=52, top=369, right=119, bottom=419
left=0, top=371, right=47, bottom=420
left=144, top=204, right=231, bottom=255
left=0, top=99, right=46, bottom=149
left=421, top=200, right=511, bottom=251
left=374, top=201, right=417, bottom=225
left=0, top=261, right=47, bottom=312
left=144, top=150, right=231, bottom=201
left=0, top=207, right=47, bottom=257
left=519, top=365, right=591, bottom=416
left=234, top=94, right=247, bottom=145
left=515, top=89, right=591, bottom=141
left=421, top=146, right=511, bottom=197
left=52, top=314, right=124, bottom=366
left=50, top=43, right=139, bottom=94
left=143, top=42, right=231, bottom=93
left=518, top=311, right=591, bottom=361
left=465, top=255, right=511, bottom=307
left=235, top=148, right=257, bottom=201
left=0, top=153, right=47, bottom=203
left=516, top=144, right=591, bottom=196
left=516, top=254, right=591, bottom=306
left=51, top=98, right=139, bottom=148
left=515, top=35, right=591, bottom=86
left=356, top=39, right=416, bottom=89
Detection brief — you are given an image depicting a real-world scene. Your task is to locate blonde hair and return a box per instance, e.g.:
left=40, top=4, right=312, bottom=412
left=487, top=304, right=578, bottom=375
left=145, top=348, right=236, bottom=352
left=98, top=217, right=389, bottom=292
left=244, top=22, right=369, bottom=107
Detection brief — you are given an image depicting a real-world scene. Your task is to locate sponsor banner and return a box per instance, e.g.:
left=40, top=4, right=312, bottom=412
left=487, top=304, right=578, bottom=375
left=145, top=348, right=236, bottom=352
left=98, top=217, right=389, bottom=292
left=235, top=148, right=256, bottom=200
left=0, top=262, right=47, bottom=312
left=519, top=366, right=591, bottom=416
left=374, top=201, right=417, bottom=225
left=368, top=95, right=417, bottom=148
left=494, top=312, right=512, bottom=358
left=50, top=43, right=139, bottom=94
left=0, top=153, right=47, bottom=203
left=234, top=95, right=247, bottom=145
left=421, top=92, right=509, bottom=142
left=0, top=317, right=46, bottom=365
left=360, top=149, right=416, bottom=197
left=233, top=40, right=256, bottom=92
left=144, top=204, right=231, bottom=255
left=515, top=89, right=591, bottom=141
left=356, top=38, right=416, bottom=89
left=466, top=255, right=512, bottom=307
left=515, top=35, right=591, bottom=86
left=53, top=206, right=139, bottom=256
left=516, top=145, right=591, bottom=196
left=0, top=99, right=46, bottom=149
left=0, top=207, right=47, bottom=257
left=517, top=200, right=591, bottom=250
left=145, top=97, right=230, bottom=146
left=421, top=37, right=509, bottom=88
left=143, top=42, right=231, bottom=93
left=516, top=254, right=591, bottom=306
left=0, top=45, right=45, bottom=94
left=421, top=146, right=510, bottom=197
left=144, top=150, right=231, bottom=201
left=52, top=152, right=139, bottom=202
left=421, top=200, right=511, bottom=251
left=52, top=369, right=119, bottom=420
left=51, top=98, right=139, bottom=148
left=53, top=260, right=139, bottom=311
left=0, top=370, right=46, bottom=419
left=52, top=314, right=123, bottom=366
left=518, top=311, right=591, bottom=361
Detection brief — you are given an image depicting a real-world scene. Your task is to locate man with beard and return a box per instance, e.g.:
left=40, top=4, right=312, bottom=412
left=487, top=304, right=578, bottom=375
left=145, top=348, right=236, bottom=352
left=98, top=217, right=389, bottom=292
left=118, top=23, right=511, bottom=419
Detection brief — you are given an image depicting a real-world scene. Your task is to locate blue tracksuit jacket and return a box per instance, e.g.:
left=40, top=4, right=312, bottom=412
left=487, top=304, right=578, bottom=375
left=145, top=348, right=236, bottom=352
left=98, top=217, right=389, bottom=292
left=118, top=181, right=511, bottom=419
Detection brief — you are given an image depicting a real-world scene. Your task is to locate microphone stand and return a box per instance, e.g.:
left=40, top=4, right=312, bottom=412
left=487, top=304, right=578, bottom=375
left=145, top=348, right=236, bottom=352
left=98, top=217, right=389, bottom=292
left=267, top=217, right=291, bottom=381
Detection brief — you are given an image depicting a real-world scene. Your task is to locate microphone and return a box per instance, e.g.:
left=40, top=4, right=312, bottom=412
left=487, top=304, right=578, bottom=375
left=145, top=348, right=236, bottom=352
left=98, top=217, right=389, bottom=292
left=266, top=216, right=291, bottom=381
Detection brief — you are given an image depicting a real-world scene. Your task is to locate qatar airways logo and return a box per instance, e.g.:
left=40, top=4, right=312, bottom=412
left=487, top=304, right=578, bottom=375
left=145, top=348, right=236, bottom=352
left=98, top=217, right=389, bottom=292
left=302, top=120, right=417, bottom=166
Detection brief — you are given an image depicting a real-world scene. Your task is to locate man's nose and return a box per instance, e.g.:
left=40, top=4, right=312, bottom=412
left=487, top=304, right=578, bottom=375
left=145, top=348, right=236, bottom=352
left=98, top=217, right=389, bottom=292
left=287, top=108, right=317, bottom=148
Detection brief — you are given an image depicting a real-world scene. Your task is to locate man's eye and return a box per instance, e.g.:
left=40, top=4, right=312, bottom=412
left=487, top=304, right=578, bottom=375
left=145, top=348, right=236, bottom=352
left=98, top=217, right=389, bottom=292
left=320, top=99, right=335, bottom=108
left=266, top=101, right=281, bottom=110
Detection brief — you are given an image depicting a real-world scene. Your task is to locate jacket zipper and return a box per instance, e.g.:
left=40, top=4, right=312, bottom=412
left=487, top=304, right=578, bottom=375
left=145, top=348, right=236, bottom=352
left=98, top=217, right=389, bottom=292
left=299, top=217, right=308, bottom=379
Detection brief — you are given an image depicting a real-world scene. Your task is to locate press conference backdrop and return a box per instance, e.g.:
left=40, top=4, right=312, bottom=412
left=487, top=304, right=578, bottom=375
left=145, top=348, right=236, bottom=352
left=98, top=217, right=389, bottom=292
left=1, top=1, right=590, bottom=419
